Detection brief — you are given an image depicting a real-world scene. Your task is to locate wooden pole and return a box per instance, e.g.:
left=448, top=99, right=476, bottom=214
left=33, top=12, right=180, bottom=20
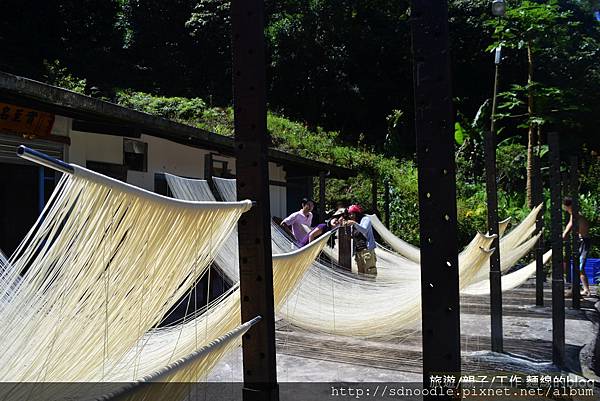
left=338, top=226, right=352, bottom=271
left=410, top=0, right=461, bottom=396
left=533, top=142, right=544, bottom=306
left=232, top=1, right=279, bottom=399
left=570, top=156, right=580, bottom=309
left=548, top=131, right=565, bottom=368
left=562, top=171, right=572, bottom=285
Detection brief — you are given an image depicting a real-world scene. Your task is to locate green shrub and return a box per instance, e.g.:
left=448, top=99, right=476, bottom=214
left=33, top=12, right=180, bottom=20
left=43, top=60, right=87, bottom=94
left=115, top=90, right=207, bottom=123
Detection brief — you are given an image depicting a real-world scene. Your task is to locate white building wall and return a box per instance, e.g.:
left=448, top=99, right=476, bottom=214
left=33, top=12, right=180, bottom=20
left=268, top=161, right=287, bottom=218
left=196, top=154, right=287, bottom=217
left=51, top=115, right=70, bottom=137
left=127, top=134, right=209, bottom=190
left=68, top=131, right=123, bottom=166
left=60, top=116, right=287, bottom=214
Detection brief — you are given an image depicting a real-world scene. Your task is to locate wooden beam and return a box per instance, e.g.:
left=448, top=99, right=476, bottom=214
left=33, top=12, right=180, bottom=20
left=548, top=131, right=565, bottom=367
left=562, top=171, right=572, bottom=285
left=338, top=226, right=352, bottom=271
left=570, top=155, right=580, bottom=309
left=410, top=0, right=461, bottom=396
left=72, top=119, right=140, bottom=138
left=231, top=1, right=279, bottom=400
left=533, top=143, right=545, bottom=306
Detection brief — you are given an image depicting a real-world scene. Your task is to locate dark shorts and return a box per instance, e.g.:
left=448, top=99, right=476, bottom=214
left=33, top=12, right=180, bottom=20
left=579, top=237, right=591, bottom=271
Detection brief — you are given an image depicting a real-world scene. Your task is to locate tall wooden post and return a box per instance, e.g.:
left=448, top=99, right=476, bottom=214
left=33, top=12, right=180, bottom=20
left=410, top=0, right=461, bottom=396
left=548, top=132, right=565, bottom=368
left=562, top=171, right=572, bottom=285
left=338, top=226, right=352, bottom=271
left=533, top=145, right=544, bottom=306
left=232, top=1, right=279, bottom=400
left=570, top=156, right=580, bottom=309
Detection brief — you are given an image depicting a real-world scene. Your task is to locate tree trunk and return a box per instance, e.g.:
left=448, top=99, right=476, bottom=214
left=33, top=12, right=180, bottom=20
left=526, top=40, right=535, bottom=209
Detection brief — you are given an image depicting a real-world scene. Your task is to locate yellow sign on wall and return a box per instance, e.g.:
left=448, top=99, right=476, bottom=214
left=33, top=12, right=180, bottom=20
left=0, top=103, right=55, bottom=139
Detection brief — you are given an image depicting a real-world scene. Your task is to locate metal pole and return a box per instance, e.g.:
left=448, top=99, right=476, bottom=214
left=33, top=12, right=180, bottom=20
left=548, top=131, right=565, bottom=367
left=100, top=317, right=263, bottom=401
left=17, top=145, right=74, bottom=175
left=570, top=156, right=580, bottom=309
left=486, top=45, right=503, bottom=353
left=371, top=173, right=379, bottom=216
left=533, top=140, right=544, bottom=306
left=231, top=1, right=279, bottom=400
left=384, top=179, right=391, bottom=228
left=410, top=0, right=461, bottom=396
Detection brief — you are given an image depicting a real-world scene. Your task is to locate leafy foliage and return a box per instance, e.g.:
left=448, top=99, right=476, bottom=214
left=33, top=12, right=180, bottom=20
left=42, top=60, right=87, bottom=94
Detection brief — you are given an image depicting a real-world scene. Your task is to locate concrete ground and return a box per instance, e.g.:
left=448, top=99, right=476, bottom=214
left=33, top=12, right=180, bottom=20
left=208, top=278, right=599, bottom=384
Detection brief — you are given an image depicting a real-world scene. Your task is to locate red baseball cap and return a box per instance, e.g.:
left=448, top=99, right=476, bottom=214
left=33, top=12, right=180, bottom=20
left=348, top=204, right=363, bottom=214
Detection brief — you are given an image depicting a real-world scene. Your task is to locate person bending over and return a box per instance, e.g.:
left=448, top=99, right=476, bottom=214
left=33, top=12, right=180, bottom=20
left=298, top=208, right=345, bottom=247
left=563, top=197, right=592, bottom=297
left=281, top=198, right=314, bottom=243
left=346, top=204, right=377, bottom=276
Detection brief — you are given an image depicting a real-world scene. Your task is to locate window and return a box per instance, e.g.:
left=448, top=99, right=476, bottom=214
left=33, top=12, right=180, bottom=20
left=123, top=139, right=147, bottom=172
left=212, top=159, right=230, bottom=177
left=86, top=161, right=127, bottom=181
left=204, top=153, right=232, bottom=178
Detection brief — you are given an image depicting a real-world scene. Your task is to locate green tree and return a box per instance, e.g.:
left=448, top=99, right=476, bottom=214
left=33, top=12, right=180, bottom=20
left=0, top=0, right=124, bottom=88
left=265, top=0, right=412, bottom=145
left=488, top=0, right=572, bottom=208
left=124, top=0, right=197, bottom=95
left=185, top=0, right=233, bottom=104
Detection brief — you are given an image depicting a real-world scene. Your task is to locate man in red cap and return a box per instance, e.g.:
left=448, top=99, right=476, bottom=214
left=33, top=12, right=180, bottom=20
left=346, top=204, right=377, bottom=276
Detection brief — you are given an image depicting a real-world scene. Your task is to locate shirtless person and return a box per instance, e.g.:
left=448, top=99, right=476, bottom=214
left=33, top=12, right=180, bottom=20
left=563, top=197, right=592, bottom=297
